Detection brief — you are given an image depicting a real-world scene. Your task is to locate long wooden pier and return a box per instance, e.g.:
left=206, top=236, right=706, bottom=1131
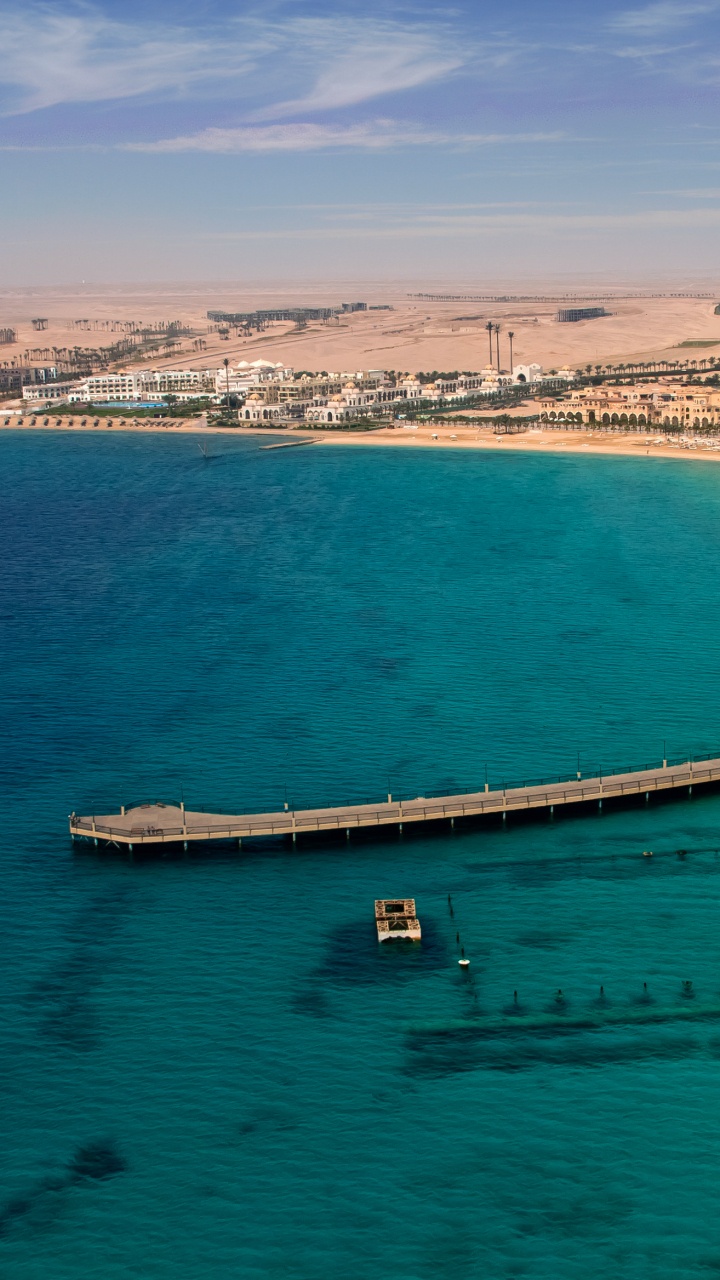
left=69, top=754, right=720, bottom=849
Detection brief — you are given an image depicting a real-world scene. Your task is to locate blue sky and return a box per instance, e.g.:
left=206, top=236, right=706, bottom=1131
left=2, top=0, right=720, bottom=283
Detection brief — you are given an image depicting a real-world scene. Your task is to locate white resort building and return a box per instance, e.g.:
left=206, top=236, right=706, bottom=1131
left=20, top=353, right=572, bottom=415
left=24, top=368, right=217, bottom=405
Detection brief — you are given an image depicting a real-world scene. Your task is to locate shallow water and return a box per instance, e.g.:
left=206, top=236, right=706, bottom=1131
left=3, top=431, right=720, bottom=1277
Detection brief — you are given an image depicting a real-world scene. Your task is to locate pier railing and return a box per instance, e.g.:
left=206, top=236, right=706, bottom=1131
left=70, top=752, right=720, bottom=847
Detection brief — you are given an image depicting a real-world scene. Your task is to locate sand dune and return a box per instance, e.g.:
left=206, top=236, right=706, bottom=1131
left=2, top=282, right=719, bottom=379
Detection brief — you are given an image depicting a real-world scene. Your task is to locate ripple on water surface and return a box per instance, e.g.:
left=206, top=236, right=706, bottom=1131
left=2, top=433, right=720, bottom=1277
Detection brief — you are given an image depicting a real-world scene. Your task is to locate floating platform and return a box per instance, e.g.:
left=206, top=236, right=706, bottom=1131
left=375, top=899, right=421, bottom=943
left=68, top=753, right=720, bottom=849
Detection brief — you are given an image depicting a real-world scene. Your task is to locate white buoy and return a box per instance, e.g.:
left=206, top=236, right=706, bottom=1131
left=459, top=959, right=470, bottom=968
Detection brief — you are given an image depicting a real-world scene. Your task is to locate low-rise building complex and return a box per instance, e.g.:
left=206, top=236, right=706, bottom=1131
left=19, top=355, right=578, bottom=418
left=540, top=385, right=720, bottom=430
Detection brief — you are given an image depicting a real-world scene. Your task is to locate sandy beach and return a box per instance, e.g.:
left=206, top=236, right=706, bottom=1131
left=4, top=414, right=720, bottom=464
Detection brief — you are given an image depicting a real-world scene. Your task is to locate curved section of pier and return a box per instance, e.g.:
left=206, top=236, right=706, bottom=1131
left=69, top=754, right=720, bottom=847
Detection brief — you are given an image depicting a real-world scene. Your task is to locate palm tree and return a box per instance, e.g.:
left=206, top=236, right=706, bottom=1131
left=486, top=321, right=494, bottom=366
left=508, top=331, right=515, bottom=373
left=494, top=324, right=501, bottom=371
left=223, top=357, right=231, bottom=409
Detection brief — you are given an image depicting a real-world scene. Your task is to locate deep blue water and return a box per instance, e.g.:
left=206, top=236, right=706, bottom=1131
left=3, top=430, right=720, bottom=1277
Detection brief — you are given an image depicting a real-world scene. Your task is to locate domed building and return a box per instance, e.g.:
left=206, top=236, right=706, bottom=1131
left=243, top=391, right=285, bottom=422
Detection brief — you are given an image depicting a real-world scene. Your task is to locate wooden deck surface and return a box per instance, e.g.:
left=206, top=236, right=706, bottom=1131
left=69, top=754, right=720, bottom=846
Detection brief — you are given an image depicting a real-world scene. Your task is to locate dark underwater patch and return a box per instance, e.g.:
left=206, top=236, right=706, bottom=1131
left=312, top=915, right=449, bottom=987
left=68, top=1140, right=127, bottom=1182
left=26, top=886, right=133, bottom=1050
left=289, top=915, right=450, bottom=1017
left=404, top=1028, right=701, bottom=1077
left=289, top=987, right=334, bottom=1018
left=236, top=1106, right=300, bottom=1139
left=0, top=1139, right=126, bottom=1238
left=514, top=929, right=575, bottom=950
left=514, top=1186, right=633, bottom=1239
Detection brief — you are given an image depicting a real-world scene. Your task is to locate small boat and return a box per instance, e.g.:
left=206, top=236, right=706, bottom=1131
left=375, top=898, right=421, bottom=943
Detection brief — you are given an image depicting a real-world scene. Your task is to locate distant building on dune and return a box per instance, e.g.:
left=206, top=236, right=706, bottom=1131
left=207, top=302, right=367, bottom=326
left=556, top=307, right=608, bottom=323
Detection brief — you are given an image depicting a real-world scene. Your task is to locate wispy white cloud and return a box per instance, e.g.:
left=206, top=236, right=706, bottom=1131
left=250, top=18, right=469, bottom=119
left=609, top=1, right=718, bottom=33
left=123, top=122, right=566, bottom=154
left=0, top=6, right=486, bottom=117
left=0, top=9, right=270, bottom=114
left=200, top=207, right=720, bottom=239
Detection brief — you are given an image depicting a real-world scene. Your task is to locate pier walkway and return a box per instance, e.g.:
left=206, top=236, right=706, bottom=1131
left=69, top=753, right=720, bottom=848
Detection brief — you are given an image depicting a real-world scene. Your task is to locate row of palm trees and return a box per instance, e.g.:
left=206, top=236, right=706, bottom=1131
left=583, top=356, right=720, bottom=378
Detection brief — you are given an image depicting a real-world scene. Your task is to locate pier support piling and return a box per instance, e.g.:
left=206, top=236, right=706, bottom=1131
left=69, top=751, right=720, bottom=853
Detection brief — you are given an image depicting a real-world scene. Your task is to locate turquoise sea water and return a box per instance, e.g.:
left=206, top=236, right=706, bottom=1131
left=4, top=431, right=720, bottom=1278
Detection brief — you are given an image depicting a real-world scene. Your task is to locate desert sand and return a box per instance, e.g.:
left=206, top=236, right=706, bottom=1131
left=2, top=281, right=720, bottom=379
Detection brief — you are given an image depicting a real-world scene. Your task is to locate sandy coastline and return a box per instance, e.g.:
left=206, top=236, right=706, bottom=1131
left=3, top=417, right=720, bottom=463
